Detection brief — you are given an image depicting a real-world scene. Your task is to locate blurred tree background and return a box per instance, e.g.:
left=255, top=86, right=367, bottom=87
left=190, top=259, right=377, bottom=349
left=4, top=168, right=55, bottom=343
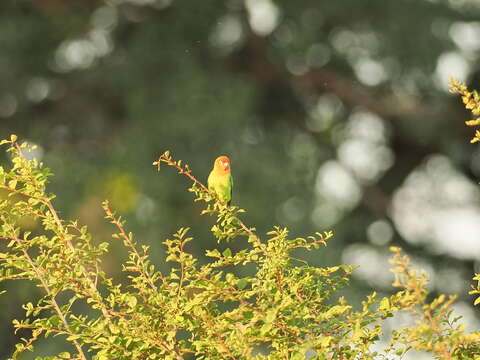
left=1, top=0, right=480, bottom=357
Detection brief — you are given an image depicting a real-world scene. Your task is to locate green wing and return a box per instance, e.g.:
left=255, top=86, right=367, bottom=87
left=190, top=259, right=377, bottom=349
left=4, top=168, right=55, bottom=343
left=207, top=170, right=214, bottom=191
left=227, top=175, right=233, bottom=205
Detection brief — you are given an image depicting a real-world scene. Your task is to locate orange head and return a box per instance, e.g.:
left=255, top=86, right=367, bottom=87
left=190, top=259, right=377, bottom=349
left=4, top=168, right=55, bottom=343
left=213, top=155, right=231, bottom=173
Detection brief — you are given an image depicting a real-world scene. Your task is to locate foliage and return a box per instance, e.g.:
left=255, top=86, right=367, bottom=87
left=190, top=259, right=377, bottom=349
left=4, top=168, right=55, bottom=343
left=0, top=136, right=479, bottom=359
left=450, top=78, right=480, bottom=310
left=449, top=77, right=480, bottom=144
left=3, top=1, right=480, bottom=353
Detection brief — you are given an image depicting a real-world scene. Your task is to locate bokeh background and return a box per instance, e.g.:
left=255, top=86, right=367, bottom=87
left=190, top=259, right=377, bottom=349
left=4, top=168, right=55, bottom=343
left=1, top=0, right=480, bottom=358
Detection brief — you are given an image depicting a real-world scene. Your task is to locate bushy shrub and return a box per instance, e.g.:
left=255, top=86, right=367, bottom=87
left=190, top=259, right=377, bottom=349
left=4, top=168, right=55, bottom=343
left=0, top=126, right=479, bottom=359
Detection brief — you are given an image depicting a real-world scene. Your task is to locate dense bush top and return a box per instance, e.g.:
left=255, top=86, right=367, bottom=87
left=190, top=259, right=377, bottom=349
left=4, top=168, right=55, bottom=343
left=0, top=127, right=479, bottom=360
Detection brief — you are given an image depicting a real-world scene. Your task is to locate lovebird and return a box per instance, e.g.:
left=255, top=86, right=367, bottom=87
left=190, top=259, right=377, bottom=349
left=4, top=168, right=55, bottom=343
left=207, top=155, right=233, bottom=205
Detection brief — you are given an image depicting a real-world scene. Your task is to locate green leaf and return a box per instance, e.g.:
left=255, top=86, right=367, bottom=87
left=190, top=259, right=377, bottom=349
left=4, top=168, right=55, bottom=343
left=49, top=316, right=61, bottom=326
left=225, top=273, right=234, bottom=283
left=237, top=278, right=248, bottom=289
left=290, top=351, right=304, bottom=360
left=8, top=179, right=17, bottom=189
left=379, top=297, right=390, bottom=312
left=260, top=323, right=272, bottom=335
left=243, top=311, right=253, bottom=320
left=319, top=336, right=332, bottom=348
left=109, top=323, right=120, bottom=334
left=126, top=295, right=137, bottom=308
left=205, top=249, right=221, bottom=258
left=265, top=308, right=277, bottom=323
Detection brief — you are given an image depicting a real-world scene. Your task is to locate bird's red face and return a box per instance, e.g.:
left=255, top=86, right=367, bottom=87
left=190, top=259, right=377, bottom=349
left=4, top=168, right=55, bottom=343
left=215, top=156, right=231, bottom=173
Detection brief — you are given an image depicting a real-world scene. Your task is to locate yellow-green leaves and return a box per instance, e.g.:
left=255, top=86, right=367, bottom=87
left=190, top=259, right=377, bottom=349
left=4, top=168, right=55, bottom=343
left=0, top=134, right=17, bottom=146
left=2, top=139, right=480, bottom=360
left=450, top=77, right=480, bottom=143
left=469, top=273, right=480, bottom=306
left=451, top=80, right=480, bottom=321
left=319, top=304, right=352, bottom=321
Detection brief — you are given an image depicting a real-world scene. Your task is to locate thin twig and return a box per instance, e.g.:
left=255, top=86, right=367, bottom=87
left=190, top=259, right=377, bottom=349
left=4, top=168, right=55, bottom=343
left=155, top=153, right=263, bottom=250
left=103, top=200, right=166, bottom=289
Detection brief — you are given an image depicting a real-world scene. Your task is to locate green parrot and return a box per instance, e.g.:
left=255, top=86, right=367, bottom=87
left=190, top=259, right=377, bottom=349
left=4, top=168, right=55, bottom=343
left=207, top=155, right=233, bottom=205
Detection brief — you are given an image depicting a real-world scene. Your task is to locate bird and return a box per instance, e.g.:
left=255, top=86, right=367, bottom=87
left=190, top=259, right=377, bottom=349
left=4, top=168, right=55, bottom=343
left=207, top=155, right=233, bottom=205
